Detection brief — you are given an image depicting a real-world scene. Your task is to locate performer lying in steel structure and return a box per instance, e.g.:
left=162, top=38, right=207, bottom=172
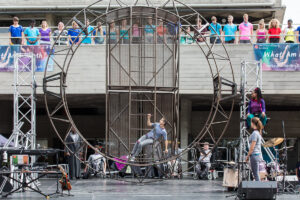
left=129, top=114, right=168, bottom=162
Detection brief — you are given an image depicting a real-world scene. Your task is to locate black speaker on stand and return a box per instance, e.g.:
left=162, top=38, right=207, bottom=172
left=238, top=181, right=277, bottom=200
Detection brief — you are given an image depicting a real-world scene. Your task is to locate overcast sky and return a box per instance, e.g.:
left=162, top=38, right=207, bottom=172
left=282, top=0, right=300, bottom=25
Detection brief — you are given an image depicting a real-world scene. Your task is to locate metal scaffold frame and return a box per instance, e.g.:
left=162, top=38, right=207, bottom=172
left=239, top=60, right=275, bottom=180
left=4, top=53, right=36, bottom=150
left=43, top=0, right=237, bottom=184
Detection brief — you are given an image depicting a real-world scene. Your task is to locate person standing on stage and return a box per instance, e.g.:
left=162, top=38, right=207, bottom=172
left=129, top=114, right=168, bottom=162
left=246, top=117, right=263, bottom=181
left=246, top=87, right=267, bottom=129
left=65, top=127, right=83, bottom=179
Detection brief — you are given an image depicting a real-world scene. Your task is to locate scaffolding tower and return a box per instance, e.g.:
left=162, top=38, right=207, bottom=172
left=4, top=53, right=36, bottom=150
left=239, top=60, right=275, bottom=180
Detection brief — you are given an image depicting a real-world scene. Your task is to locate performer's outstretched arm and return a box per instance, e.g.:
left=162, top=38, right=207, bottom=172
left=164, top=140, right=168, bottom=153
left=147, top=113, right=152, bottom=127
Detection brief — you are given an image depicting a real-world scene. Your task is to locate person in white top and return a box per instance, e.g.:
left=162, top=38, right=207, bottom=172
left=196, top=142, right=212, bottom=179
left=84, top=146, right=106, bottom=177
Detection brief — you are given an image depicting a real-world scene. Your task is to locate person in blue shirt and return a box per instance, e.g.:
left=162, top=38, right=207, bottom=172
left=208, top=16, right=222, bottom=44
left=9, top=17, right=24, bottom=45
left=68, top=21, right=81, bottom=45
left=130, top=114, right=168, bottom=162
left=81, top=19, right=94, bottom=45
left=295, top=25, right=300, bottom=43
left=24, top=20, right=40, bottom=45
left=223, top=15, right=237, bottom=44
left=145, top=18, right=156, bottom=43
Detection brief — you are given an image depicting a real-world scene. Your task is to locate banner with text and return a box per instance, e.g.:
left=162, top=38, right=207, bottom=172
left=0, top=45, right=54, bottom=72
left=253, top=43, right=300, bottom=71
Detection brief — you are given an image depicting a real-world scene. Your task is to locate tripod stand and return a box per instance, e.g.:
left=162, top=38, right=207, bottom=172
left=278, top=120, right=296, bottom=194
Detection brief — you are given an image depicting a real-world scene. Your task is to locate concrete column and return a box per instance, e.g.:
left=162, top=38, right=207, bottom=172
left=45, top=14, right=55, bottom=27
left=180, top=97, right=192, bottom=171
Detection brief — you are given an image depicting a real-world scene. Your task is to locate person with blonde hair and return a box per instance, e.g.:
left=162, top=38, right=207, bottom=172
left=268, top=19, right=281, bottom=43
left=239, top=13, right=253, bottom=43
left=246, top=117, right=264, bottom=181
left=256, top=19, right=267, bottom=43
left=39, top=20, right=51, bottom=45
left=68, top=21, right=81, bottom=45
left=53, top=22, right=68, bottom=45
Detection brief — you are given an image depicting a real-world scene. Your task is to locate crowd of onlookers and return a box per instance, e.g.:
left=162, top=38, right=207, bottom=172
left=183, top=14, right=300, bottom=44
left=7, top=14, right=300, bottom=46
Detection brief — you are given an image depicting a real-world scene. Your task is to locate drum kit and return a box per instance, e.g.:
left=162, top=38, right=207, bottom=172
left=222, top=137, right=294, bottom=186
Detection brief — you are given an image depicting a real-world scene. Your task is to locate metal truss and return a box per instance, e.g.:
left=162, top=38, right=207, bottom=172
left=43, top=0, right=236, bottom=184
left=4, top=53, right=36, bottom=150
left=3, top=53, right=37, bottom=189
left=239, top=60, right=275, bottom=181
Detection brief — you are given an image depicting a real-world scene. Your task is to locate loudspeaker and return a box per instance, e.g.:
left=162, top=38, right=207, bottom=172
left=238, top=181, right=277, bottom=200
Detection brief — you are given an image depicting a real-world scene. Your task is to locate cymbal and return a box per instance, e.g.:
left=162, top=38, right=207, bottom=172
left=223, top=161, right=236, bottom=165
left=263, top=138, right=284, bottom=147
left=278, top=146, right=294, bottom=151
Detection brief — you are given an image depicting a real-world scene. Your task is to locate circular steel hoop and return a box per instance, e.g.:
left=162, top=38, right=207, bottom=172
left=43, top=0, right=236, bottom=172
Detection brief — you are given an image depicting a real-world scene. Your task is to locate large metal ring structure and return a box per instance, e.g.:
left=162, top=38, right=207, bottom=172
left=43, top=0, right=236, bottom=183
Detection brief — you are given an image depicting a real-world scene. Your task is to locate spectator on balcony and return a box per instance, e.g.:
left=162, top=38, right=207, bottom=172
left=39, top=20, right=51, bottom=45
left=132, top=19, right=141, bottom=44
left=296, top=23, right=300, bottom=43
left=223, top=15, right=237, bottom=44
left=145, top=18, right=156, bottom=43
left=166, top=21, right=180, bottom=44
left=82, top=19, right=94, bottom=45
left=256, top=19, right=268, bottom=43
left=9, top=17, right=24, bottom=45
left=157, top=19, right=167, bottom=44
left=180, top=26, right=193, bottom=44
left=94, top=22, right=105, bottom=45
left=194, top=18, right=207, bottom=43
left=208, top=16, right=222, bottom=44
left=24, top=20, right=40, bottom=45
left=283, top=19, right=295, bottom=43
left=108, top=21, right=117, bottom=44
left=68, top=21, right=81, bottom=45
left=120, top=19, right=129, bottom=44
left=53, top=22, right=68, bottom=45
left=268, top=19, right=281, bottom=43
left=239, top=14, right=253, bottom=44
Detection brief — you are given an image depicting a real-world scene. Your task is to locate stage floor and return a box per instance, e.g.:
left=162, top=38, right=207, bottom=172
left=3, top=178, right=300, bottom=200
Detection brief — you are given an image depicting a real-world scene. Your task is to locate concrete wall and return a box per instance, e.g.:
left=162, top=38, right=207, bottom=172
left=1, top=44, right=300, bottom=96
left=0, top=0, right=277, bottom=8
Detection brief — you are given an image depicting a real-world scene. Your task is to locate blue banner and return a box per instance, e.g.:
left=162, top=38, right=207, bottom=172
left=253, top=43, right=300, bottom=71
left=0, top=45, right=53, bottom=72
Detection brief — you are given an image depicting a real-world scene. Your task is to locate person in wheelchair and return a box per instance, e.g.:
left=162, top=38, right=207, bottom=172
left=196, top=142, right=212, bottom=179
left=247, top=87, right=267, bottom=129
left=83, top=146, right=106, bottom=178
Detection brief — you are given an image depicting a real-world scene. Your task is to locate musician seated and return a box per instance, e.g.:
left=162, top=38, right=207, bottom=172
left=83, top=146, right=106, bottom=178
left=196, top=142, right=212, bottom=179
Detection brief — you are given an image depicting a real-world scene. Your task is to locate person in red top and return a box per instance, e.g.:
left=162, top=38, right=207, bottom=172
left=268, top=19, right=281, bottom=43
left=157, top=19, right=167, bottom=44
